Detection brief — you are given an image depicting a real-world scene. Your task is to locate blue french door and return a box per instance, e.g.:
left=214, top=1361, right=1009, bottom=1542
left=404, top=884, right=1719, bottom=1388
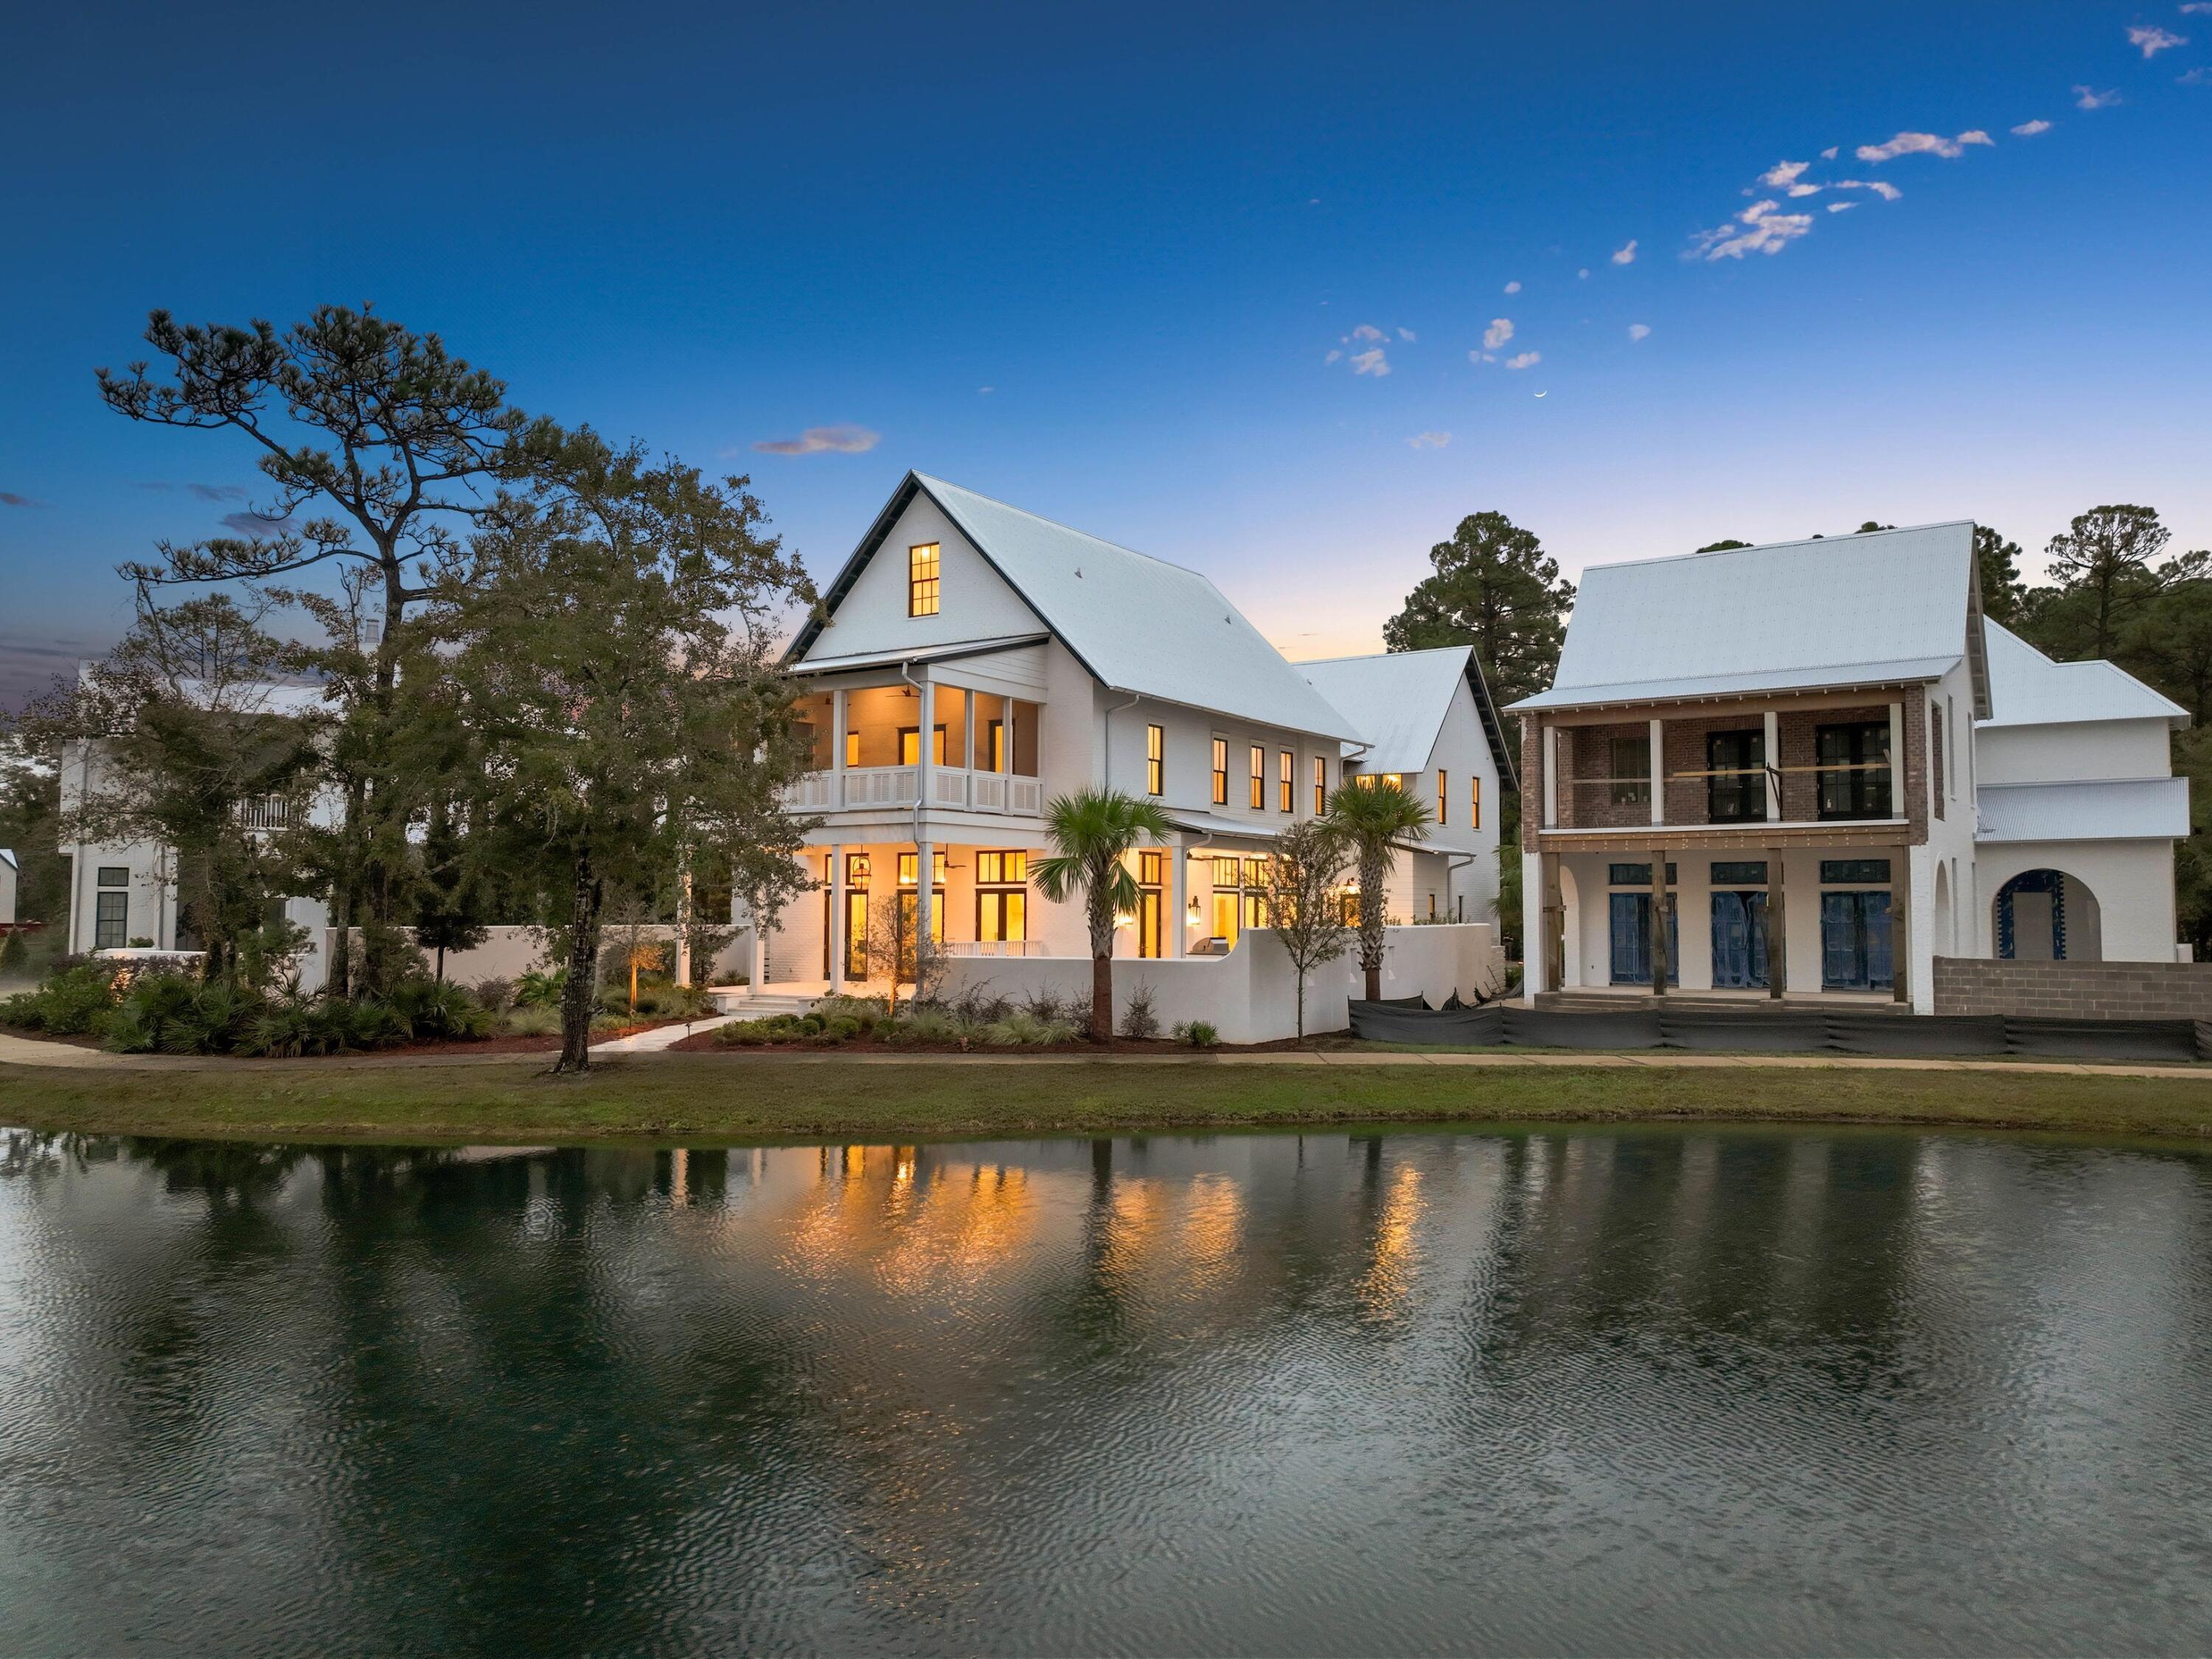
left=1709, top=891, right=1770, bottom=989
left=1820, top=891, right=1893, bottom=990
left=1609, top=893, right=1678, bottom=985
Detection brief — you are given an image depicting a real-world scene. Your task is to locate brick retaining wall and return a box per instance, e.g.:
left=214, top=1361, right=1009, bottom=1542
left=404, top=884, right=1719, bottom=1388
left=1933, top=956, right=2212, bottom=1020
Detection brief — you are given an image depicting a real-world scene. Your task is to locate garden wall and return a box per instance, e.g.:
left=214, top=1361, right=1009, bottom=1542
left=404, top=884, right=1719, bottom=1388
left=938, top=923, right=1505, bottom=1046
left=301, top=925, right=747, bottom=995
left=1933, top=956, right=2212, bottom=1020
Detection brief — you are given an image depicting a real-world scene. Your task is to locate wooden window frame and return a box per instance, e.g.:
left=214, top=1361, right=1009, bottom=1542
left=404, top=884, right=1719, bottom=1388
left=1278, top=750, right=1293, bottom=813
left=1313, top=756, right=1326, bottom=815
left=1146, top=723, right=1164, bottom=796
left=1248, top=744, right=1265, bottom=810
left=1211, top=737, right=1228, bottom=805
left=1436, top=769, right=1448, bottom=826
left=1470, top=774, right=1481, bottom=830
left=907, top=543, right=941, bottom=616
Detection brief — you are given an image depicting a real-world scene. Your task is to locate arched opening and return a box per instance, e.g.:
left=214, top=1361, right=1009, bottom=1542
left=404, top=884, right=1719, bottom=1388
left=1933, top=862, right=1952, bottom=956
left=1995, top=869, right=2103, bottom=963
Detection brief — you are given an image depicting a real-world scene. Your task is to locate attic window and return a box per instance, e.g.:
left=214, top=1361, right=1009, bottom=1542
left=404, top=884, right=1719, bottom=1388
left=908, top=544, right=941, bottom=617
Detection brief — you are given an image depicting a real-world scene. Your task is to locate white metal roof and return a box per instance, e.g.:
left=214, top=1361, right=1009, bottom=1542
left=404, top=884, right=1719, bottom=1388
left=1979, top=619, right=2189, bottom=729
left=794, top=474, right=1362, bottom=742
left=1510, top=522, right=1980, bottom=712
left=1977, top=777, right=2190, bottom=842
left=1296, top=646, right=1471, bottom=773
left=1164, top=808, right=1284, bottom=843
left=0, top=848, right=15, bottom=871
left=787, top=633, right=1050, bottom=677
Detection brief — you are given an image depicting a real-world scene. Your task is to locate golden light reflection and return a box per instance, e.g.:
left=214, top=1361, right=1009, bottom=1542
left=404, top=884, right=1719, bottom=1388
left=1359, top=1163, right=1426, bottom=1318
left=874, top=1163, right=1037, bottom=1296
left=1178, top=1175, right=1246, bottom=1290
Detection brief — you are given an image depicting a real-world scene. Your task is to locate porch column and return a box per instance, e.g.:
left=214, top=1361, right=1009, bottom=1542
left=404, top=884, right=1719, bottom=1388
left=1887, top=701, right=1905, bottom=815
left=1767, top=846, right=1786, bottom=999
left=750, top=914, right=768, bottom=993
left=1648, top=718, right=1665, bottom=827
left=1169, top=843, right=1188, bottom=959
left=1541, top=724, right=1558, bottom=828
left=1762, top=710, right=1781, bottom=822
left=914, top=837, right=935, bottom=967
left=675, top=862, right=693, bottom=987
left=1522, top=846, right=1548, bottom=1005
left=917, top=678, right=936, bottom=804
left=832, top=688, right=847, bottom=786
left=828, top=844, right=846, bottom=992
left=1649, top=848, right=1669, bottom=996
left=1892, top=843, right=1910, bottom=1006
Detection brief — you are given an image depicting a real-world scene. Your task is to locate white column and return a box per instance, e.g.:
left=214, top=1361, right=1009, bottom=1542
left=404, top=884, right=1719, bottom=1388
left=1169, top=843, right=1188, bottom=959
left=828, top=844, right=846, bottom=992
left=1887, top=701, right=1905, bottom=817
left=832, top=688, right=847, bottom=775
left=1762, top=709, right=1781, bottom=823
left=1521, top=846, right=1545, bottom=1006
left=1542, top=725, right=1559, bottom=828
left=1648, top=718, right=1665, bottom=827
left=749, top=915, right=768, bottom=993
left=917, top=678, right=935, bottom=801
left=914, top=838, right=935, bottom=964
left=1907, top=842, right=1935, bottom=1013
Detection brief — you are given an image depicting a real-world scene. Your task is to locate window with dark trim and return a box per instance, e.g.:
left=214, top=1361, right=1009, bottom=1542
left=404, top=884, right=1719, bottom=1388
left=1816, top=722, right=1892, bottom=820
left=94, top=891, right=128, bottom=950
left=975, top=849, right=1027, bottom=942
left=1820, top=858, right=1891, bottom=885
left=1146, top=724, right=1164, bottom=796
left=908, top=543, right=940, bottom=616
left=1705, top=728, right=1766, bottom=823
left=1248, top=744, right=1265, bottom=810
left=1436, top=770, right=1448, bottom=826
left=1278, top=750, right=1293, bottom=813
left=1211, top=738, right=1228, bottom=804
left=1470, top=775, right=1481, bottom=830
left=1313, top=756, right=1326, bottom=815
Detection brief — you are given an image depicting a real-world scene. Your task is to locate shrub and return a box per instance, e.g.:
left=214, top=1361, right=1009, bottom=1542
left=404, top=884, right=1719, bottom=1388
left=1118, top=986, right=1161, bottom=1042
left=104, top=974, right=219, bottom=1054
left=515, top=968, right=566, bottom=1009
left=0, top=929, right=28, bottom=975
left=1, top=961, right=125, bottom=1036
left=714, top=1012, right=819, bottom=1046
left=981, top=1009, right=1077, bottom=1047
left=947, top=987, right=1012, bottom=1026
left=501, top=1004, right=564, bottom=1037
left=385, top=979, right=493, bottom=1043
left=469, top=977, right=517, bottom=1015
left=1172, top=1020, right=1220, bottom=1048
left=897, top=1007, right=963, bottom=1044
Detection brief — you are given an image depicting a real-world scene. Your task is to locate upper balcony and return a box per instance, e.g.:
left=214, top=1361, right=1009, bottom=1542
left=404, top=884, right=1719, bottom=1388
left=1537, top=700, right=1921, bottom=840
left=781, top=681, right=1046, bottom=820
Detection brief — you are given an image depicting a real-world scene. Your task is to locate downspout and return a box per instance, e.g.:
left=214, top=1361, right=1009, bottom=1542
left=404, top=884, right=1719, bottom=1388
left=898, top=658, right=928, bottom=847
left=1102, top=690, right=1142, bottom=792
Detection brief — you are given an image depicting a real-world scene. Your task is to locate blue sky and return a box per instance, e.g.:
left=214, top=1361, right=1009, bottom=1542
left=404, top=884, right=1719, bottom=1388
left=3, top=0, right=2208, bottom=704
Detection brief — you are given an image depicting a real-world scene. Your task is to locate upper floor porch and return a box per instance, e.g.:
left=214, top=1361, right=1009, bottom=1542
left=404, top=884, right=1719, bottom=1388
left=1526, top=689, right=1948, bottom=848
left=780, top=680, right=1047, bottom=820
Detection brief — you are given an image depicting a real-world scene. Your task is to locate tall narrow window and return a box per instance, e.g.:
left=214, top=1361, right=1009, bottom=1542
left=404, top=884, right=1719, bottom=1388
left=1436, top=770, right=1449, bottom=826
left=1816, top=722, right=1892, bottom=820
left=844, top=730, right=860, bottom=768
left=1470, top=775, right=1481, bottom=830
left=1211, top=738, right=1228, bottom=804
left=975, top=850, right=1028, bottom=944
left=94, top=866, right=130, bottom=951
left=1249, top=745, right=1265, bottom=810
left=1313, top=756, right=1326, bottom=815
left=1146, top=724, right=1164, bottom=796
left=1278, top=750, right=1293, bottom=813
left=908, top=543, right=941, bottom=616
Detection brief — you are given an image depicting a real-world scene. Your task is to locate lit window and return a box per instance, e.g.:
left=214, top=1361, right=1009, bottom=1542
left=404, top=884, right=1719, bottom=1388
left=844, top=730, right=860, bottom=768
left=976, top=849, right=1027, bottom=942
left=1279, top=751, right=1293, bottom=813
left=1249, top=745, right=1265, bottom=810
left=975, top=850, right=1028, bottom=884
left=897, top=851, right=947, bottom=886
left=908, top=543, right=940, bottom=616
left=1313, top=756, right=1326, bottom=815
left=1470, top=775, right=1481, bottom=829
left=1211, top=738, right=1227, bottom=804
left=1437, top=770, right=1448, bottom=825
left=1380, top=773, right=1403, bottom=790
left=899, top=726, right=947, bottom=765
left=845, top=853, right=872, bottom=884
left=1146, top=724, right=1164, bottom=796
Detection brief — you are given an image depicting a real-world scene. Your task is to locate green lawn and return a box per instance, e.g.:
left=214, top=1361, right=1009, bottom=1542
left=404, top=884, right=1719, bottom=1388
left=7, top=1054, right=2212, bottom=1144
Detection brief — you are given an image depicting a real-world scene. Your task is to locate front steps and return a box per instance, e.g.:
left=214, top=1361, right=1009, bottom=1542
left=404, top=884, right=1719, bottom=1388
left=706, top=987, right=824, bottom=1019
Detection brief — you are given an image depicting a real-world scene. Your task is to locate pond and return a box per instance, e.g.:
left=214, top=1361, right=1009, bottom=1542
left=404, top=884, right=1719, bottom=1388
left=3, top=1124, right=2211, bottom=1656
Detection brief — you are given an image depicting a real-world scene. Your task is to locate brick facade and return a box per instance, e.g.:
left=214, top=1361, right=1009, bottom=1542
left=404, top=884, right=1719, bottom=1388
left=1934, top=957, right=2212, bottom=1019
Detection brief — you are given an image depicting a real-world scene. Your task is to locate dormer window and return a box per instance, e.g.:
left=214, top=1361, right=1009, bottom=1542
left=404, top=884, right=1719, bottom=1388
left=908, top=543, right=940, bottom=616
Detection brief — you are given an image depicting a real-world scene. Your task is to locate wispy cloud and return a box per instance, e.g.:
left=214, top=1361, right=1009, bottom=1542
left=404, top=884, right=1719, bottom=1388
left=1505, top=351, right=1541, bottom=370
left=1691, top=198, right=1816, bottom=260
left=0, top=491, right=48, bottom=508
left=139, top=481, right=248, bottom=501
left=1820, top=145, right=1840, bottom=160
left=752, top=425, right=880, bottom=456
left=1482, top=318, right=1514, bottom=350
left=1577, top=267, right=1591, bottom=279
left=1349, top=323, right=1386, bottom=342
left=1503, top=280, right=1521, bottom=293
left=978, top=385, right=995, bottom=394
left=1406, top=431, right=1451, bottom=450
left=1610, top=238, right=1638, bottom=265
left=1396, top=327, right=1416, bottom=342
left=2182, top=65, right=2212, bottom=83
left=219, top=510, right=295, bottom=538
left=1627, top=323, right=1651, bottom=341
left=1759, top=159, right=1812, bottom=189
left=2075, top=84, right=2122, bottom=108
left=1828, top=201, right=1858, bottom=212
left=1324, top=349, right=1341, bottom=364
left=2182, top=4, right=2212, bottom=13
left=2128, top=23, right=2187, bottom=55
left=1855, top=128, right=1993, bottom=162
left=1348, top=347, right=1391, bottom=377
left=2011, top=118, right=2053, bottom=136
left=1835, top=178, right=1904, bottom=201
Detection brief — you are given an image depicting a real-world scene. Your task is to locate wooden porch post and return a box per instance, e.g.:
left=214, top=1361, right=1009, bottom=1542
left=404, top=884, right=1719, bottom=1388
left=1647, top=719, right=1665, bottom=827
left=1649, top=847, right=1669, bottom=996
left=1767, top=846, right=1786, bottom=999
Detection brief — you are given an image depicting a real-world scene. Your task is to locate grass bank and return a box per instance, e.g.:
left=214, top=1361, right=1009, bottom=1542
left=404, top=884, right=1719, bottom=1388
left=7, top=1054, right=2212, bottom=1144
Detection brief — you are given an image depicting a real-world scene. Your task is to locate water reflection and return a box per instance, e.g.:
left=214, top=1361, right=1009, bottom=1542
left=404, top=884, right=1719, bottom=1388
left=4, top=1124, right=2212, bottom=1655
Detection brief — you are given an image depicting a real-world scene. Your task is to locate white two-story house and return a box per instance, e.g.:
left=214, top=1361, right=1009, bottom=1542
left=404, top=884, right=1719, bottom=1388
left=748, top=472, right=1509, bottom=996
left=1512, top=524, right=2188, bottom=1012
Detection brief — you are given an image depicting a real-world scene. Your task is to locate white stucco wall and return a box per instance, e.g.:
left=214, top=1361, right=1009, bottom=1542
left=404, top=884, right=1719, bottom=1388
left=939, top=922, right=1505, bottom=1044
left=1976, top=717, right=2174, bottom=786
left=803, top=495, right=1047, bottom=659
left=1970, top=838, right=2178, bottom=963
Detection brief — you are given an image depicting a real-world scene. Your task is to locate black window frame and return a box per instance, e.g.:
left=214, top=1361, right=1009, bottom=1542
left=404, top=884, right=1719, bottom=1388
left=1705, top=728, right=1767, bottom=824
left=1816, top=721, right=1893, bottom=821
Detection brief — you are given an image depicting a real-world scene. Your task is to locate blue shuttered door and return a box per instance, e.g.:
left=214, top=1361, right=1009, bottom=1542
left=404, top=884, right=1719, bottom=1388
left=1610, top=893, right=1679, bottom=985
left=1820, top=891, right=1894, bottom=990
left=1710, top=891, right=1769, bottom=989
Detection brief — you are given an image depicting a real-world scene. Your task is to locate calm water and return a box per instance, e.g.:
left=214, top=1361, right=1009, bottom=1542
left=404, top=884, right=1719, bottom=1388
left=4, top=1126, right=2212, bottom=1656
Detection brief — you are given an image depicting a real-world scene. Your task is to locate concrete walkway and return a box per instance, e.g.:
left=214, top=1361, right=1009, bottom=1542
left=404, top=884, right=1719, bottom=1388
left=1, top=1027, right=2207, bottom=1081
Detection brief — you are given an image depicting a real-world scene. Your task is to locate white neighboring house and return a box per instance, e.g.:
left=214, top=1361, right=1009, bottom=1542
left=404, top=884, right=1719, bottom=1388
left=0, top=849, right=17, bottom=929
left=1512, top=523, right=2189, bottom=1012
left=56, top=681, right=337, bottom=969
left=742, top=471, right=1507, bottom=1017
left=1296, top=645, right=1514, bottom=923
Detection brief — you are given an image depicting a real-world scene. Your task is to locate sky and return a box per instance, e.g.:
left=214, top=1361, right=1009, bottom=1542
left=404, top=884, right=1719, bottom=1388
left=2, top=0, right=2208, bottom=706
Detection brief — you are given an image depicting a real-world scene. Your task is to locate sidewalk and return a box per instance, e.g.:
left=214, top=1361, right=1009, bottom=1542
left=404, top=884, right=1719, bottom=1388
left=2, top=1027, right=2206, bottom=1081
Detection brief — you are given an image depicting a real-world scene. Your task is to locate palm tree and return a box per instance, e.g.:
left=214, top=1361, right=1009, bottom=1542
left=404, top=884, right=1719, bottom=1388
left=1324, top=777, right=1432, bottom=1001
left=1032, top=787, right=1172, bottom=1042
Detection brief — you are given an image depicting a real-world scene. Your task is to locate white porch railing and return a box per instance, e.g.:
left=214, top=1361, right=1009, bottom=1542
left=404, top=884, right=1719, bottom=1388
left=780, top=767, right=1045, bottom=816
left=942, top=939, right=1042, bottom=957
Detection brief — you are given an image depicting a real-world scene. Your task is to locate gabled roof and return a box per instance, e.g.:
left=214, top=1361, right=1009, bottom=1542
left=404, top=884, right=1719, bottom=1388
left=1295, top=644, right=1517, bottom=785
left=788, top=473, right=1362, bottom=742
left=788, top=633, right=1051, bottom=678
left=1509, top=522, right=1990, bottom=716
left=1979, top=619, right=2189, bottom=729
